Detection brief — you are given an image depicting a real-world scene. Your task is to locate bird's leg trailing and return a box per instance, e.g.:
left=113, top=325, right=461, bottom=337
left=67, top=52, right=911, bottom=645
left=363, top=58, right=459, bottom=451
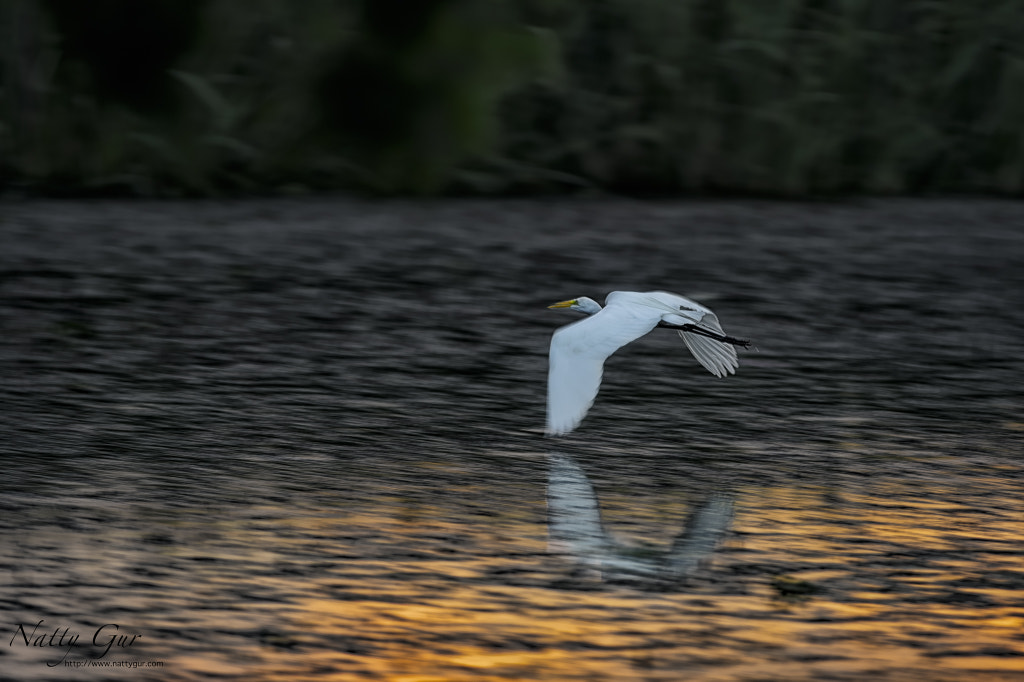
left=658, top=322, right=752, bottom=349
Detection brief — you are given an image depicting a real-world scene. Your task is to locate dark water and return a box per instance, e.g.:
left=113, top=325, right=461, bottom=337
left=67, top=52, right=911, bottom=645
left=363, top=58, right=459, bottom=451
left=1, top=199, right=1023, bottom=680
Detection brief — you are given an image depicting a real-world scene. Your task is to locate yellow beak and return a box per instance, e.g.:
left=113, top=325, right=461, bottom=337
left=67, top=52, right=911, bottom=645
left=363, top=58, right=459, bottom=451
left=548, top=299, right=576, bottom=309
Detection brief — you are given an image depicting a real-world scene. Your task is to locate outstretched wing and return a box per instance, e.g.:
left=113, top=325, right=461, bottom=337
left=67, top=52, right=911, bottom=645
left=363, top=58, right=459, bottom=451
left=546, top=304, right=660, bottom=436
left=643, top=291, right=739, bottom=378
left=678, top=311, right=739, bottom=378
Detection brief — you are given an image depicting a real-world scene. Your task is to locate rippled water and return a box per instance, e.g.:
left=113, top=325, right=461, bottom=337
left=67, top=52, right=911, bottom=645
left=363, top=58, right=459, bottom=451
left=2, top=199, right=1023, bottom=680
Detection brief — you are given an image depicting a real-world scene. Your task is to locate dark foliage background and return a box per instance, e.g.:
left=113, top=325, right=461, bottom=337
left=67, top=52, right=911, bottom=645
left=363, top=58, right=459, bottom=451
left=3, top=0, right=1024, bottom=196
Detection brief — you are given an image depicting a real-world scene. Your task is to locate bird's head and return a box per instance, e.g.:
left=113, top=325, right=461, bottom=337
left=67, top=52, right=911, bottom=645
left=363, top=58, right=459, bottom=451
left=548, top=296, right=602, bottom=315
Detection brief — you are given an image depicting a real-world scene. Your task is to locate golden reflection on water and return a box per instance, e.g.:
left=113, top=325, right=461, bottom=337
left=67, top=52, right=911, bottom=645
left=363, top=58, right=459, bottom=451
left=4, top=471, right=1024, bottom=681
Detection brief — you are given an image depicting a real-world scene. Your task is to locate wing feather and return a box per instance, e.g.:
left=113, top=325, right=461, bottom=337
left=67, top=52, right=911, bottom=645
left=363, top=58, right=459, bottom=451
left=642, top=293, right=739, bottom=378
left=679, top=331, right=738, bottom=377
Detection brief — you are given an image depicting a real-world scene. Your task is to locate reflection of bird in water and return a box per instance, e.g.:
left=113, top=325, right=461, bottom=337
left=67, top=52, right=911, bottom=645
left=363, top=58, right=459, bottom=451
left=546, top=452, right=734, bottom=585
left=546, top=291, right=750, bottom=436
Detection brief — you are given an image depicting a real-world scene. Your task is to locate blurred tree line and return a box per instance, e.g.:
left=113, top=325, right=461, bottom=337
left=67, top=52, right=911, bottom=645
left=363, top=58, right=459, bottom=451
left=2, top=0, right=1024, bottom=197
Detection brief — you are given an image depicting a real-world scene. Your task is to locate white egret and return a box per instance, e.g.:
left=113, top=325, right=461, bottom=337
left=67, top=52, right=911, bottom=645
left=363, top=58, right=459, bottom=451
left=546, top=290, right=749, bottom=436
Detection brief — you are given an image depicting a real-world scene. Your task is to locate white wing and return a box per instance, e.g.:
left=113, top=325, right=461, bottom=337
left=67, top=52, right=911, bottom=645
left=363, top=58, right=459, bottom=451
left=678, top=313, right=738, bottom=378
left=546, top=302, right=661, bottom=436
left=642, top=291, right=739, bottom=378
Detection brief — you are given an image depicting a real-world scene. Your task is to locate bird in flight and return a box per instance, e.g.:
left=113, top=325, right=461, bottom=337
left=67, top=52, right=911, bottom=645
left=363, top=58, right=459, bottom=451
left=546, top=290, right=750, bottom=436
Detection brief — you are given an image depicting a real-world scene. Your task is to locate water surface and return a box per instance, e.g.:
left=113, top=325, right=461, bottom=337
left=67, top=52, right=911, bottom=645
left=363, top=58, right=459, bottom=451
left=2, top=199, right=1023, bottom=680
